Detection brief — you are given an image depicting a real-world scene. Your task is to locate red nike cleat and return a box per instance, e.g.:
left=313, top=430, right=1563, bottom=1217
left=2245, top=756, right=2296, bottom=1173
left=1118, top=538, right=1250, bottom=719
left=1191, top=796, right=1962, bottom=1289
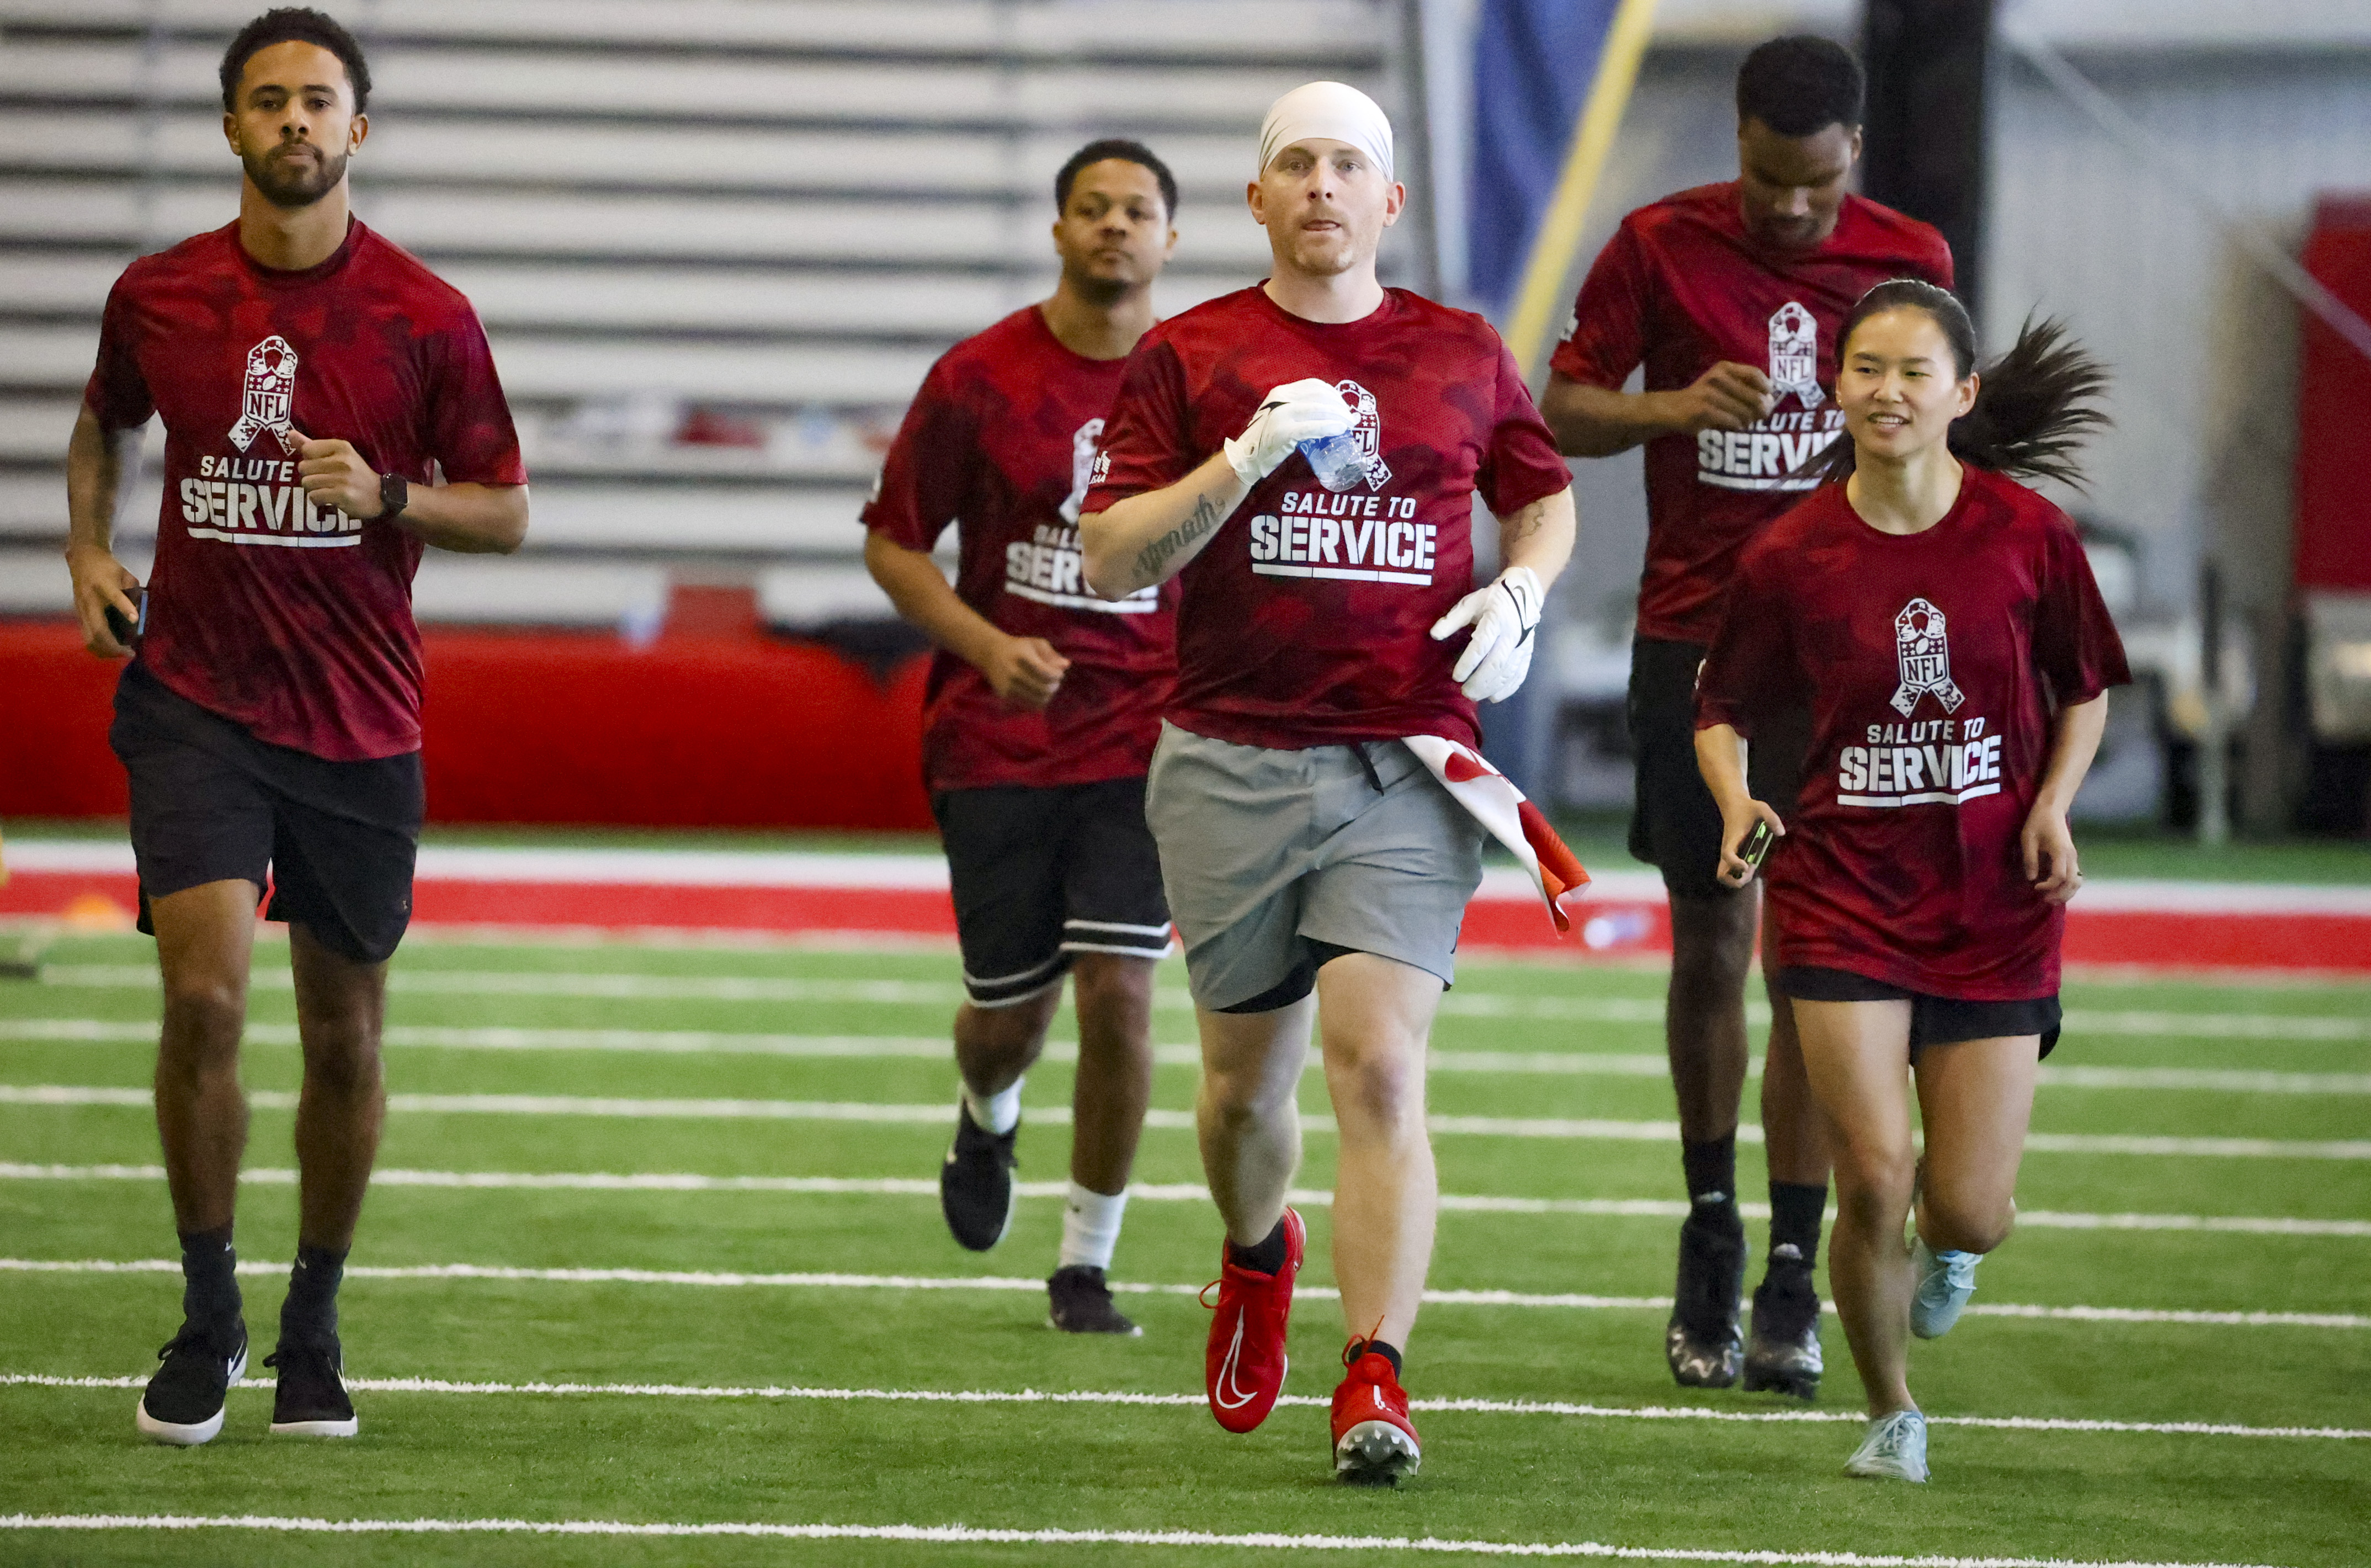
left=1203, top=1208, right=1304, bottom=1433
left=1331, top=1346, right=1421, bottom=1483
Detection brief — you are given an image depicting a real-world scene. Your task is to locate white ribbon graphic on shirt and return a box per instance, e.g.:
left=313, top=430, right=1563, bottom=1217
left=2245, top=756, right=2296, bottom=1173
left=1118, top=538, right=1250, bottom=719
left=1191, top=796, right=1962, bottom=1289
left=1059, top=417, right=1105, bottom=525
left=1767, top=302, right=1825, bottom=409
left=1891, top=597, right=1965, bottom=715
left=227, top=335, right=301, bottom=454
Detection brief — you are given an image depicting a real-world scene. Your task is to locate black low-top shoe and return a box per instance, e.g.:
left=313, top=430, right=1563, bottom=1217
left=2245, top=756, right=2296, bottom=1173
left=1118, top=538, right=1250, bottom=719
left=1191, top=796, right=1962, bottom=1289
left=1048, top=1265, right=1141, bottom=1335
left=939, top=1099, right=1018, bottom=1251
left=1743, top=1262, right=1824, bottom=1400
left=136, top=1318, right=247, bottom=1445
left=265, top=1337, right=358, bottom=1437
left=1665, top=1209, right=1747, bottom=1388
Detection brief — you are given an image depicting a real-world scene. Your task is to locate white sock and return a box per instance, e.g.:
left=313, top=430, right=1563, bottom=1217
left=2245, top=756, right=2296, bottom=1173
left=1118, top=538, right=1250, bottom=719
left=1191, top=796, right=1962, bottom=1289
left=961, top=1079, right=1023, bottom=1135
left=1058, top=1181, right=1129, bottom=1272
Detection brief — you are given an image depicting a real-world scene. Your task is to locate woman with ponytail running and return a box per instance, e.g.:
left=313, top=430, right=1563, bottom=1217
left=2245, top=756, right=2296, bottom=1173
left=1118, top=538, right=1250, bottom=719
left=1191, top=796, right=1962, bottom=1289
left=1692, top=279, right=2129, bottom=1483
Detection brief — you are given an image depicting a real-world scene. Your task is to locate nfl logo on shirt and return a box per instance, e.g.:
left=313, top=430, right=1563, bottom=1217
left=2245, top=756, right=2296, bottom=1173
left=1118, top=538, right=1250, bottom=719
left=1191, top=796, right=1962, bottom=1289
left=228, top=334, right=301, bottom=455
left=1767, top=304, right=1823, bottom=408
left=1891, top=597, right=1965, bottom=715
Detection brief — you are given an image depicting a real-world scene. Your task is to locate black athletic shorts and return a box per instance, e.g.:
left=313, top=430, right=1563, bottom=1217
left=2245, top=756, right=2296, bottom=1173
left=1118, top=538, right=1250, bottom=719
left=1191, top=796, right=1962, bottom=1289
left=932, top=775, right=1173, bottom=1008
left=1628, top=637, right=1811, bottom=901
left=110, top=661, right=424, bottom=965
left=1778, top=966, right=2062, bottom=1059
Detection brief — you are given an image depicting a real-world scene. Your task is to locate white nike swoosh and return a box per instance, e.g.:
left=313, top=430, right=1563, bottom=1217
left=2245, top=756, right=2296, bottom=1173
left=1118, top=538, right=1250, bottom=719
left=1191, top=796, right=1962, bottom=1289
left=1213, top=1312, right=1260, bottom=1410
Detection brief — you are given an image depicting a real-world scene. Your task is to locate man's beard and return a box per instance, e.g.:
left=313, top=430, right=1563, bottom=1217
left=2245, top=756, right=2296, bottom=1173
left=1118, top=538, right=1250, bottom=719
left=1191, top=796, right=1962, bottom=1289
left=244, top=141, right=347, bottom=209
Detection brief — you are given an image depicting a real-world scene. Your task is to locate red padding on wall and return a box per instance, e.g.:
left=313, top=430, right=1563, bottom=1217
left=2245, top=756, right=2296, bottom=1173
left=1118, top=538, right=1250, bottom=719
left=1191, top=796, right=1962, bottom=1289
left=0, top=621, right=933, bottom=831
left=0, top=624, right=131, bottom=817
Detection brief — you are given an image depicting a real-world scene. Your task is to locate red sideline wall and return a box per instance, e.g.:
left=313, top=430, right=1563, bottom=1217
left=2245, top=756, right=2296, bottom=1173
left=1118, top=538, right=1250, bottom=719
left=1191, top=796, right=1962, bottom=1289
left=0, top=621, right=934, bottom=831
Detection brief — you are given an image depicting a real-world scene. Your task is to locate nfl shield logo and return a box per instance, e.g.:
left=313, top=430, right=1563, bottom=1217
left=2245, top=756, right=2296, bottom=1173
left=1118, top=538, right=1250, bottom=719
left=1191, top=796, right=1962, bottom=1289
left=1767, top=302, right=1824, bottom=409
left=228, top=334, right=301, bottom=454
left=1891, top=598, right=1965, bottom=715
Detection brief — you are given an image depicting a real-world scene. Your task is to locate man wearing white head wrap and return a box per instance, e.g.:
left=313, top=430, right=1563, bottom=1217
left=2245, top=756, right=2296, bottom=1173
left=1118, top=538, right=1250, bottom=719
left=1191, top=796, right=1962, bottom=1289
left=1077, top=83, right=1580, bottom=1484
left=1257, top=79, right=1394, bottom=185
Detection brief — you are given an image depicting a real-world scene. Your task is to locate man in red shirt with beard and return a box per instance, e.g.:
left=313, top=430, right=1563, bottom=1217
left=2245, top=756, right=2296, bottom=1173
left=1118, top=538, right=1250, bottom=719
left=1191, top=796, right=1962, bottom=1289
left=1081, top=82, right=1575, bottom=1484
left=863, top=140, right=1182, bottom=1336
left=1541, top=35, right=1952, bottom=1400
left=65, top=7, right=527, bottom=1447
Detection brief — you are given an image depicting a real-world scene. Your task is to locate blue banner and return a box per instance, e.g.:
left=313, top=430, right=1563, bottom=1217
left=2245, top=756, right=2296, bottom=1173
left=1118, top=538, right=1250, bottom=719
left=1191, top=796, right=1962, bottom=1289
left=1469, top=0, right=1624, bottom=315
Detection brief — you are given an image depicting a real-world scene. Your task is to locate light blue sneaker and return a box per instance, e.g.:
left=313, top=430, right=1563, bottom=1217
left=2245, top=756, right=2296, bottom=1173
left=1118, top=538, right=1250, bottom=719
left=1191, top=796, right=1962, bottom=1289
left=1843, top=1408, right=1928, bottom=1482
left=1910, top=1236, right=1981, bottom=1339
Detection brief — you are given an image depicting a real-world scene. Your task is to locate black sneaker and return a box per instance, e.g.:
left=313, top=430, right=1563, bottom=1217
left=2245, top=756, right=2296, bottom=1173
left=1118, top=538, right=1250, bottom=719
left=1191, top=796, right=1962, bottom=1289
left=1743, top=1260, right=1824, bottom=1400
left=136, top=1318, right=247, bottom=1445
left=265, top=1336, right=358, bottom=1437
left=1665, top=1209, right=1746, bottom=1388
left=1048, top=1266, right=1141, bottom=1335
left=940, top=1099, right=1018, bottom=1251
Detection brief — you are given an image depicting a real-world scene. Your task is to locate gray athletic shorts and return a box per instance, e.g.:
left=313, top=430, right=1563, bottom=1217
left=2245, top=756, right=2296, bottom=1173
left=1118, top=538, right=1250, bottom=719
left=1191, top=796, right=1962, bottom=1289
left=1142, top=721, right=1486, bottom=1012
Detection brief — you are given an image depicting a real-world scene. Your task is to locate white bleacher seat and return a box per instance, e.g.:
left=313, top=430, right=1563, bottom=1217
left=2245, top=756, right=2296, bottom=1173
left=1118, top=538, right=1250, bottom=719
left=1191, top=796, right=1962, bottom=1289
left=0, top=468, right=162, bottom=542
left=0, top=182, right=1277, bottom=271
left=410, top=555, right=669, bottom=631
left=757, top=564, right=896, bottom=632
left=524, top=483, right=871, bottom=554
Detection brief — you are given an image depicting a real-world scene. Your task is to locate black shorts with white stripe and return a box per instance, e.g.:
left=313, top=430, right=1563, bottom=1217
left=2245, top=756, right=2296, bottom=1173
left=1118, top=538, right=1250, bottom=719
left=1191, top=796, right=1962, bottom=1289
left=932, top=776, right=1174, bottom=1009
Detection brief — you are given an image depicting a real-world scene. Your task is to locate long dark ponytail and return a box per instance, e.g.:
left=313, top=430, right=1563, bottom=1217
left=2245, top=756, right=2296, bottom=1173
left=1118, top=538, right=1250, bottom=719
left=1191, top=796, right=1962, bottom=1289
left=1808, top=279, right=2111, bottom=488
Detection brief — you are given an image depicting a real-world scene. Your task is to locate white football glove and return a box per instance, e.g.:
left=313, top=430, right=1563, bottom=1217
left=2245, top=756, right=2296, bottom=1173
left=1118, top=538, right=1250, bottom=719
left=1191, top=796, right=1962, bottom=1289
left=1222, top=378, right=1357, bottom=485
left=1429, top=566, right=1544, bottom=703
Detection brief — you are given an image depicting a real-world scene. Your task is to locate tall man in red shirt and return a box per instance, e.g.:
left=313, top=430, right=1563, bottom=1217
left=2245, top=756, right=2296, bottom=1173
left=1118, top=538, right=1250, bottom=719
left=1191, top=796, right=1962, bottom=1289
left=863, top=140, right=1182, bottom=1336
left=1541, top=36, right=1952, bottom=1398
left=64, top=8, right=528, bottom=1447
left=1081, top=82, right=1575, bottom=1482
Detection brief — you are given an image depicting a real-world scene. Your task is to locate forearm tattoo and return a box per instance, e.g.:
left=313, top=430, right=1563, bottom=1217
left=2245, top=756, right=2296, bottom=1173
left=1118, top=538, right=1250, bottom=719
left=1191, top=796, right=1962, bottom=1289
left=1132, top=483, right=1230, bottom=586
left=1500, top=497, right=1548, bottom=550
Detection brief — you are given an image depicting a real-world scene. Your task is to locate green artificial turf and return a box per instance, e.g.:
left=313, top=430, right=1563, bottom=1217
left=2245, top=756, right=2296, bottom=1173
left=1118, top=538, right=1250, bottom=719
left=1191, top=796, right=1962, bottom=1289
left=1, top=934, right=2366, bottom=1566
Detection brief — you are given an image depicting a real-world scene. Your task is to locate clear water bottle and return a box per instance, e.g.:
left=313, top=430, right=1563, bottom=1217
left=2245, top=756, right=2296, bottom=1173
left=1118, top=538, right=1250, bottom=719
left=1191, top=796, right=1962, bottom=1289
left=1298, top=430, right=1369, bottom=492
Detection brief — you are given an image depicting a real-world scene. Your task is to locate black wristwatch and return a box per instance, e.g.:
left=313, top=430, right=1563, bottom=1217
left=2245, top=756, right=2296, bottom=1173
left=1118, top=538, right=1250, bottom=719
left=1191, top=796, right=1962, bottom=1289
left=378, top=472, right=410, bottom=519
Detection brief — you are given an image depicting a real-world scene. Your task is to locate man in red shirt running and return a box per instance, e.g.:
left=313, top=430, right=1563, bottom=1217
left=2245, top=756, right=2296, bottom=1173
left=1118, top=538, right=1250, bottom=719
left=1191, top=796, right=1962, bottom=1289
left=1081, top=82, right=1575, bottom=1483
left=1540, top=35, right=1952, bottom=1399
left=65, top=8, right=528, bottom=1447
left=863, top=140, right=1182, bottom=1335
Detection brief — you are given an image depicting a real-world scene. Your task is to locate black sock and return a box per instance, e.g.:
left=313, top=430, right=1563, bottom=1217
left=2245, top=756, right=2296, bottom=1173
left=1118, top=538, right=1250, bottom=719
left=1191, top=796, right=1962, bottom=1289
left=178, top=1224, right=240, bottom=1337
left=1768, top=1181, right=1827, bottom=1272
left=1226, top=1218, right=1289, bottom=1275
left=1351, top=1338, right=1403, bottom=1378
left=279, top=1241, right=348, bottom=1345
left=1681, top=1135, right=1741, bottom=1229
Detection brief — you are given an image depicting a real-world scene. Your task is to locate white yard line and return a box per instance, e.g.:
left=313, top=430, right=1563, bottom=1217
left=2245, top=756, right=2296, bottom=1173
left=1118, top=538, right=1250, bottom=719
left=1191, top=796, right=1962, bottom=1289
left=6, top=1258, right=2362, bottom=1328
left=4, top=1372, right=2363, bottom=1442
left=7, top=1084, right=2366, bottom=1158
left=0, top=1512, right=2307, bottom=1565
left=6, top=1162, right=2364, bottom=1238
left=7, top=1018, right=2364, bottom=1092
left=31, top=964, right=2371, bottom=1043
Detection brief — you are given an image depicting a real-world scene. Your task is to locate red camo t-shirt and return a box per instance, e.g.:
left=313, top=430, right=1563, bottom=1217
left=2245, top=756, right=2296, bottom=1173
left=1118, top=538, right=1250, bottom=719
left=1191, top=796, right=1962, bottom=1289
left=1553, top=184, right=1952, bottom=645
left=1084, top=286, right=1571, bottom=752
left=1694, top=466, right=2131, bottom=998
left=85, top=220, right=525, bottom=762
left=862, top=305, right=1175, bottom=793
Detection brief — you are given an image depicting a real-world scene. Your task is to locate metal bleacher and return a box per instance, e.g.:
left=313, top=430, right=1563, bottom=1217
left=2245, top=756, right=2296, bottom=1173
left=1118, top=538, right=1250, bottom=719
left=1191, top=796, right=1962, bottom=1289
left=0, top=0, right=1406, bottom=637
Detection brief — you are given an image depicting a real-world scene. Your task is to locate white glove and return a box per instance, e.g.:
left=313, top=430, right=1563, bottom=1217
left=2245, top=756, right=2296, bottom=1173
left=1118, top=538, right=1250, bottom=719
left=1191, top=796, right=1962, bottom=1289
left=1222, top=378, right=1356, bottom=485
left=1429, top=566, right=1544, bottom=703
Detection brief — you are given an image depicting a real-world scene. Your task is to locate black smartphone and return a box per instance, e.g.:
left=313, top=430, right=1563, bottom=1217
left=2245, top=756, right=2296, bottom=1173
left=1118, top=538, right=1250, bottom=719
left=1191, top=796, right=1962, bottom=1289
left=104, top=586, right=147, bottom=649
left=1734, top=818, right=1776, bottom=878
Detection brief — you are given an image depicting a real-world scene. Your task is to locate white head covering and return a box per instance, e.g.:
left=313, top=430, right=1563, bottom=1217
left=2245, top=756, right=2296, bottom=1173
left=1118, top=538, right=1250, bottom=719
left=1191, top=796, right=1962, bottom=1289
left=1257, top=80, right=1394, bottom=183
